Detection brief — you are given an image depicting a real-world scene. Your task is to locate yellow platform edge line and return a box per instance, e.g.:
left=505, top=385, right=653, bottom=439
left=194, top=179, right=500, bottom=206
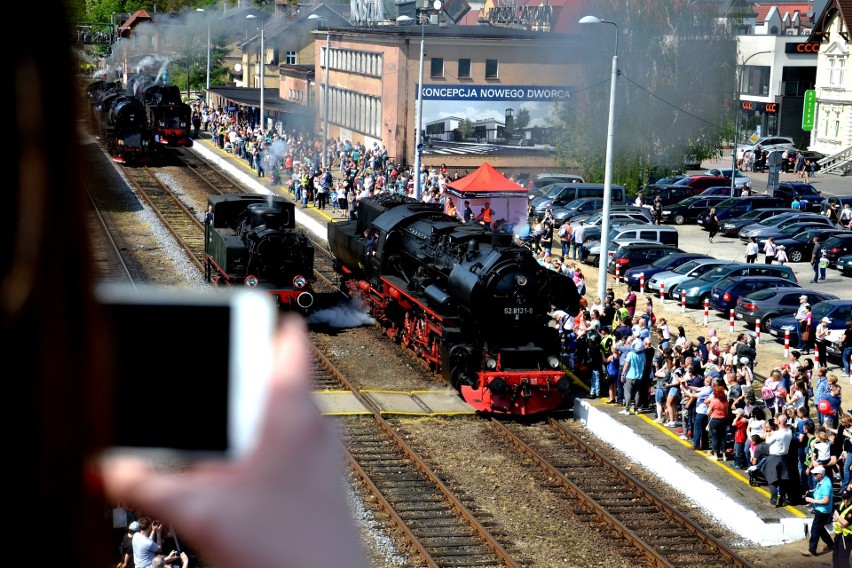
left=632, top=411, right=806, bottom=518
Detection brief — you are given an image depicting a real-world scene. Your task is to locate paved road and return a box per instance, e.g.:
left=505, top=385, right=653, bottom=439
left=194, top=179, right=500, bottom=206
left=697, top=155, right=850, bottom=198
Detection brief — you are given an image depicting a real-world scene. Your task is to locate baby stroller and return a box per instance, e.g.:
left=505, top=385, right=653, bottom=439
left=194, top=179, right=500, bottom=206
left=748, top=463, right=768, bottom=487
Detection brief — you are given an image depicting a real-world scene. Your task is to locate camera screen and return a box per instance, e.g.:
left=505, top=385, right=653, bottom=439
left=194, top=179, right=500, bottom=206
left=102, top=299, right=231, bottom=453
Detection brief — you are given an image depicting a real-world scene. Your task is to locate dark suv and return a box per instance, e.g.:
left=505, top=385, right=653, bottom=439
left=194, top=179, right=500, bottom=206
left=606, top=243, right=685, bottom=275
left=696, top=196, right=787, bottom=226
left=773, top=182, right=825, bottom=212
left=639, top=185, right=699, bottom=206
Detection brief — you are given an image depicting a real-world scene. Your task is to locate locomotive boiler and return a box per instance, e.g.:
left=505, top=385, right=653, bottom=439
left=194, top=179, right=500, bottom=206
left=327, top=193, right=581, bottom=415
left=205, top=194, right=315, bottom=310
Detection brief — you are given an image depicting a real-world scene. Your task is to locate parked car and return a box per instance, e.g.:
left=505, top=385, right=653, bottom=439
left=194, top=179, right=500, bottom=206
left=781, top=150, right=826, bottom=173
left=677, top=262, right=797, bottom=307
left=738, top=211, right=833, bottom=241
left=606, top=243, right=685, bottom=275
left=583, top=238, right=661, bottom=268
left=642, top=175, right=733, bottom=202
left=718, top=208, right=792, bottom=237
left=753, top=221, right=842, bottom=249
left=825, top=195, right=852, bottom=211
left=736, top=136, right=796, bottom=163
left=527, top=173, right=585, bottom=198
left=734, top=287, right=838, bottom=330
left=696, top=196, right=787, bottom=226
left=821, top=234, right=852, bottom=266
left=661, top=195, right=729, bottom=225
left=646, top=258, right=736, bottom=298
left=767, top=299, right=852, bottom=347
left=769, top=227, right=848, bottom=263
left=621, top=253, right=710, bottom=291
left=773, top=182, right=825, bottom=212
left=545, top=197, right=603, bottom=222
left=530, top=183, right=627, bottom=216
left=836, top=254, right=852, bottom=277
left=700, top=185, right=752, bottom=198
left=708, top=276, right=801, bottom=313
left=703, top=168, right=752, bottom=189
left=569, top=205, right=655, bottom=227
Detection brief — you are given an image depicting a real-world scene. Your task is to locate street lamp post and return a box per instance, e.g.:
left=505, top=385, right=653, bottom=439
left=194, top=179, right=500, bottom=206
left=730, top=49, right=773, bottom=197
left=246, top=14, right=264, bottom=130
left=580, top=15, right=619, bottom=303
left=396, top=14, right=425, bottom=201
left=309, top=14, right=330, bottom=170
left=196, top=8, right=211, bottom=92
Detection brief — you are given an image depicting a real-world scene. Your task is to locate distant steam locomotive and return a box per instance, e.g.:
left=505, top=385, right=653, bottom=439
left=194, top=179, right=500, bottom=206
left=137, top=82, right=193, bottom=147
left=327, top=194, right=581, bottom=415
left=205, top=194, right=316, bottom=311
left=86, top=80, right=155, bottom=164
left=86, top=75, right=193, bottom=163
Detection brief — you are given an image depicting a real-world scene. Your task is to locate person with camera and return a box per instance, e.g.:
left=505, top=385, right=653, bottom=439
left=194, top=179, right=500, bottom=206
left=803, top=465, right=835, bottom=556
left=132, top=517, right=166, bottom=568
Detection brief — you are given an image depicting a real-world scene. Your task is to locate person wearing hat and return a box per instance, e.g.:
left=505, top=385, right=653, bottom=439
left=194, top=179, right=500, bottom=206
left=803, top=464, right=835, bottom=556
left=619, top=339, right=646, bottom=416
left=816, top=316, right=832, bottom=367
left=833, top=486, right=852, bottom=565
left=774, top=244, right=788, bottom=265
left=119, top=521, right=141, bottom=568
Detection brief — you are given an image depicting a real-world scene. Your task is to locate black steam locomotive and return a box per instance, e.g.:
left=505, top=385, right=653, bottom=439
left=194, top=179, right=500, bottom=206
left=136, top=82, right=193, bottom=148
left=327, top=194, right=581, bottom=415
left=86, top=80, right=155, bottom=164
left=205, top=194, right=315, bottom=311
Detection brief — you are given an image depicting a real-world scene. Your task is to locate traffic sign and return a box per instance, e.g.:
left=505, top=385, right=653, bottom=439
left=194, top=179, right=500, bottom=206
left=749, top=134, right=759, bottom=143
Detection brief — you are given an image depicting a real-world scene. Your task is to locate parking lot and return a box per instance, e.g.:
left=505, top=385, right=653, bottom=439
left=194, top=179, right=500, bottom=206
left=581, top=154, right=851, bottom=376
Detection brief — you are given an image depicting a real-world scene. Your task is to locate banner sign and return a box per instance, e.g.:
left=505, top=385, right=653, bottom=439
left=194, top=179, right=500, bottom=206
left=802, top=89, right=816, bottom=131
left=419, top=84, right=571, bottom=101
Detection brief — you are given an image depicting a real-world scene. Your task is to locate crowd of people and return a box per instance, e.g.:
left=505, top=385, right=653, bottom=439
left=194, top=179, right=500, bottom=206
left=548, top=265, right=852, bottom=559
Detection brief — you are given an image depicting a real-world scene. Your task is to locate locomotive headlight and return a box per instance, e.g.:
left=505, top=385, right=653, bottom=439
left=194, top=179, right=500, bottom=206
left=244, top=275, right=259, bottom=287
left=485, top=358, right=497, bottom=370
left=548, top=356, right=561, bottom=369
left=293, top=275, right=307, bottom=289
left=514, top=274, right=528, bottom=287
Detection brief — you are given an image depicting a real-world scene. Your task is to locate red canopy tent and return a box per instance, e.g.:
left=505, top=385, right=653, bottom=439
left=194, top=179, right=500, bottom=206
left=443, top=163, right=528, bottom=229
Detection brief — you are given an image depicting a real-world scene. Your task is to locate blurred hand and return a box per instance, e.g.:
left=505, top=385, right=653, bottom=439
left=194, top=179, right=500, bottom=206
left=99, top=317, right=367, bottom=568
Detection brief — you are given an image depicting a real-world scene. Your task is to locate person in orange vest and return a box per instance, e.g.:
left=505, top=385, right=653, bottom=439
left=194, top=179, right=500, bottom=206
left=477, top=201, right=494, bottom=226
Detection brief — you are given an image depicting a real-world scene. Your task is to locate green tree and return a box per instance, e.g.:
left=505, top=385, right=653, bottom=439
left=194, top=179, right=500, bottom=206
left=458, top=118, right=475, bottom=139
left=552, top=0, right=736, bottom=193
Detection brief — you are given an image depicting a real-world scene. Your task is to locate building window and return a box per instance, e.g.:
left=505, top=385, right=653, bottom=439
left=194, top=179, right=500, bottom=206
left=829, top=57, right=845, bottom=86
left=430, top=57, right=444, bottom=78
left=742, top=65, right=770, bottom=96
left=458, top=58, right=471, bottom=78
left=286, top=51, right=296, bottom=65
left=485, top=59, right=499, bottom=79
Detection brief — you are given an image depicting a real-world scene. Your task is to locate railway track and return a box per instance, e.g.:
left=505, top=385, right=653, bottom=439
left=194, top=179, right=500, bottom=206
left=310, top=347, right=520, bottom=567
left=491, top=417, right=754, bottom=568
left=85, top=182, right=135, bottom=285
left=120, top=165, right=207, bottom=271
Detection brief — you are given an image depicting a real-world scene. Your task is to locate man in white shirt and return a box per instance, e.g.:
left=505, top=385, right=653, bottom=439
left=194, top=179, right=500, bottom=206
left=762, top=415, right=793, bottom=507
left=572, top=220, right=586, bottom=262
left=763, top=237, right=778, bottom=264
left=132, top=517, right=164, bottom=568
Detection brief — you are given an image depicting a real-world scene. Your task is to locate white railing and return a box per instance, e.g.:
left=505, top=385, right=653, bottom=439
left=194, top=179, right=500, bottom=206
left=817, top=145, right=852, bottom=176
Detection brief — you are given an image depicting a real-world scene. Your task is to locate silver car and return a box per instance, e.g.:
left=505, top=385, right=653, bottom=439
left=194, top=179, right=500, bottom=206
left=646, top=258, right=735, bottom=299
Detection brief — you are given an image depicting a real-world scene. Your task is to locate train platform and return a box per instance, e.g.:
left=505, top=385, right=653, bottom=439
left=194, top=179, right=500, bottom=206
left=574, top=397, right=809, bottom=547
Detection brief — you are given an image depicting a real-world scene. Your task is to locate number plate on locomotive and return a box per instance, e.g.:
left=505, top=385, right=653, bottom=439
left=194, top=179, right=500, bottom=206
left=504, top=307, right=535, bottom=315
